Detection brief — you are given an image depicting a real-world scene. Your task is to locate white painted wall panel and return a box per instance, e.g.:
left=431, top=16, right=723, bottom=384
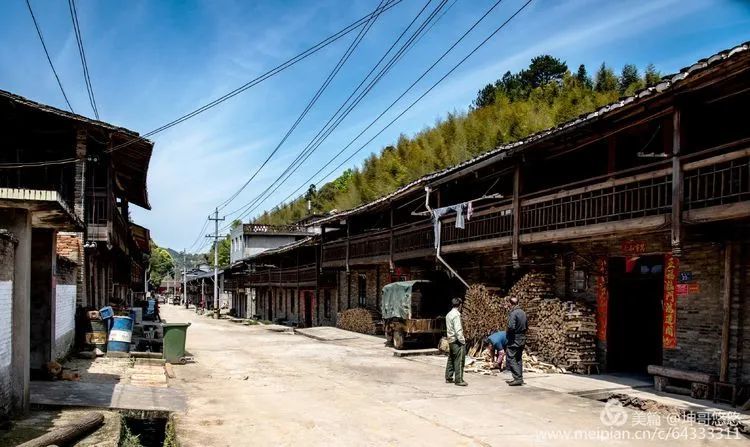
left=55, top=284, right=76, bottom=340
left=0, top=280, right=12, bottom=369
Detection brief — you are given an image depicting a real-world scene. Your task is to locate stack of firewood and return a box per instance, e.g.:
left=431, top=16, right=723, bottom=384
left=336, top=308, right=376, bottom=335
left=461, top=273, right=597, bottom=374
left=461, top=284, right=510, bottom=356
left=525, top=298, right=596, bottom=372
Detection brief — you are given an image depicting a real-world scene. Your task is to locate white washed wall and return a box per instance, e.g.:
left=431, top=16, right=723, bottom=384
left=53, top=284, right=76, bottom=359
left=0, top=280, right=12, bottom=417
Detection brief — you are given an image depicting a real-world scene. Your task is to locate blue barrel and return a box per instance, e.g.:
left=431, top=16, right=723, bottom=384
left=107, top=316, right=133, bottom=353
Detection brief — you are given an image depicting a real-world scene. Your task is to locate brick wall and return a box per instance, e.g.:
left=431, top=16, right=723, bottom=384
left=0, top=234, right=15, bottom=420
left=57, top=232, right=85, bottom=307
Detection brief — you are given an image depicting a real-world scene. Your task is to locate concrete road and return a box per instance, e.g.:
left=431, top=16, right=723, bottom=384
left=162, top=305, right=745, bottom=446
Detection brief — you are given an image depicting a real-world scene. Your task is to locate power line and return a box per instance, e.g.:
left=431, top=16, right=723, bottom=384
left=0, top=0, right=404, bottom=169
left=68, top=0, right=100, bottom=119
left=221, top=0, right=448, bottom=224
left=257, top=0, right=533, bottom=219
left=25, top=0, right=74, bottom=113
left=234, top=0, right=520, bottom=223
left=217, top=0, right=391, bottom=210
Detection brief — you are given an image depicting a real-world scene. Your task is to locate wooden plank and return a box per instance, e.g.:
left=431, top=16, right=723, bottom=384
left=720, top=242, right=732, bottom=383
left=519, top=215, right=667, bottom=244
left=647, top=365, right=716, bottom=383
left=442, top=236, right=512, bottom=254
left=683, top=147, right=750, bottom=171
left=683, top=202, right=750, bottom=223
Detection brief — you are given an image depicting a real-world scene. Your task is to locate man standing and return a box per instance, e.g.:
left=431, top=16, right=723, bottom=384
left=445, top=298, right=468, bottom=386
left=485, top=330, right=508, bottom=369
left=506, top=296, right=527, bottom=386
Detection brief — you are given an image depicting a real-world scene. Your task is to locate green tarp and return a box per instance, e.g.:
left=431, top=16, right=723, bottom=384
left=381, top=280, right=430, bottom=320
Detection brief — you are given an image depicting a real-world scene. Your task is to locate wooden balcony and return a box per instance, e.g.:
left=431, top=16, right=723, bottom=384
left=86, top=188, right=130, bottom=254
left=247, top=264, right=319, bottom=287
left=320, top=147, right=750, bottom=264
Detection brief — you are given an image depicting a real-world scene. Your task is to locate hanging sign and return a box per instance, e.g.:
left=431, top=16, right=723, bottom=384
left=596, top=257, right=608, bottom=342
left=663, top=254, right=679, bottom=349
left=621, top=240, right=647, bottom=255
left=679, top=271, right=693, bottom=282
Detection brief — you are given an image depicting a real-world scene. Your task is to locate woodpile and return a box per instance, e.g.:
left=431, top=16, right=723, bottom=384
left=336, top=308, right=376, bottom=335
left=526, top=298, right=596, bottom=373
left=461, top=272, right=597, bottom=374
left=461, top=284, right=510, bottom=355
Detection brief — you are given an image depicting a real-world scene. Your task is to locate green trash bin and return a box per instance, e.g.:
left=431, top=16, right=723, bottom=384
left=162, top=322, right=191, bottom=364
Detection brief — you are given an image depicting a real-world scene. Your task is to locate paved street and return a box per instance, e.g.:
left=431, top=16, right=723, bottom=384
left=160, top=304, right=746, bottom=446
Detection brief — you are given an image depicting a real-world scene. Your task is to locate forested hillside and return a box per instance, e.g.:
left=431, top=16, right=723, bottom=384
left=254, top=56, right=662, bottom=225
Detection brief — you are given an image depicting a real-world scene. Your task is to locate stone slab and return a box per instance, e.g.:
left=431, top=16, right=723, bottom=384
left=30, top=381, right=186, bottom=412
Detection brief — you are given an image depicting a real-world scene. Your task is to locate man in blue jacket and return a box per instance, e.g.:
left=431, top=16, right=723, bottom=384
left=485, top=330, right=508, bottom=369
left=506, top=296, right=528, bottom=386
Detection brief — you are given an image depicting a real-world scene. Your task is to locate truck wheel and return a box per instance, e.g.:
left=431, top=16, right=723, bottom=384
left=385, top=324, right=394, bottom=347
left=393, top=330, right=405, bottom=350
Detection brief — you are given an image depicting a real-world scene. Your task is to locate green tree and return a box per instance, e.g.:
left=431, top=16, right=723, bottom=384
left=594, top=63, right=619, bottom=93
left=473, top=83, right=497, bottom=109
left=522, top=55, right=568, bottom=88
left=148, top=242, right=174, bottom=289
left=575, top=64, right=592, bottom=89
left=619, top=64, right=643, bottom=95
left=644, top=63, right=661, bottom=86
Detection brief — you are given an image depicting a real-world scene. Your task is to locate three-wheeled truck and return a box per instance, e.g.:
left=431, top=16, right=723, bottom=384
left=381, top=280, right=450, bottom=350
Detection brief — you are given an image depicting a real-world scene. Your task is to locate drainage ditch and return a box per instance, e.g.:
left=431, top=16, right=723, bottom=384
left=119, top=410, right=177, bottom=447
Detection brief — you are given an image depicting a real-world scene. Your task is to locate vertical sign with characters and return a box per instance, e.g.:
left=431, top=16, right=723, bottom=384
left=596, top=257, right=608, bottom=342
left=663, top=254, right=678, bottom=349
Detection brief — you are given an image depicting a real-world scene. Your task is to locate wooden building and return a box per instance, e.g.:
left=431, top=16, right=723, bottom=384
left=232, top=44, right=750, bottom=389
left=0, top=90, right=153, bottom=417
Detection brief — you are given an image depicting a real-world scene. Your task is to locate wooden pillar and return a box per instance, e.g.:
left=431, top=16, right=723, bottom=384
left=375, top=265, right=381, bottom=310
left=671, top=108, right=683, bottom=257
left=720, top=242, right=732, bottom=383
left=389, top=207, right=394, bottom=272
left=512, top=163, right=521, bottom=268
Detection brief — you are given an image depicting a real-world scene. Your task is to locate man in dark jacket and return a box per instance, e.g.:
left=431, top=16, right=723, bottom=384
left=506, top=296, right=528, bottom=386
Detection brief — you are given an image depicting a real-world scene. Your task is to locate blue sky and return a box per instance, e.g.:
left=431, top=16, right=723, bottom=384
left=2, top=0, right=749, bottom=251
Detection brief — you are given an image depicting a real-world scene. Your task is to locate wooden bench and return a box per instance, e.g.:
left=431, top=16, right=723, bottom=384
left=647, top=365, right=717, bottom=400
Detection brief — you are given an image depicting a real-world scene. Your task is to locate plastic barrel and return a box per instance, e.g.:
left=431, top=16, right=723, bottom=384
left=107, top=316, right=133, bottom=353
left=87, top=319, right=108, bottom=352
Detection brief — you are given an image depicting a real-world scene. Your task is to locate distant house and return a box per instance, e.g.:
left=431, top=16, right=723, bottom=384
left=229, top=223, right=318, bottom=264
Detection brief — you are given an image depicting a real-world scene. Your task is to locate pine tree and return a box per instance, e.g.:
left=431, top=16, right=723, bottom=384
left=619, top=64, right=641, bottom=94
left=576, top=64, right=592, bottom=89
left=644, top=63, right=661, bottom=86
left=595, top=63, right=619, bottom=93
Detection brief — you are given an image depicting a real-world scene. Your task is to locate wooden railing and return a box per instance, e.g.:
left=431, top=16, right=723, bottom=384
left=318, top=148, right=750, bottom=263
left=441, top=202, right=513, bottom=244
left=520, top=172, right=673, bottom=234
left=322, top=241, right=346, bottom=263
left=684, top=151, right=750, bottom=210
left=349, top=231, right=390, bottom=259
left=247, top=265, right=318, bottom=285
left=393, top=223, right=433, bottom=254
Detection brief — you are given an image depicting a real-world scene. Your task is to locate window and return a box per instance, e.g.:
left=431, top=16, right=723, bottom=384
left=324, top=289, right=331, bottom=318
left=572, top=270, right=587, bottom=292
left=358, top=274, right=367, bottom=306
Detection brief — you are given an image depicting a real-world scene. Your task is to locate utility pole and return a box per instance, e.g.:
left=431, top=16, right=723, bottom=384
left=207, top=208, right=225, bottom=319
left=182, top=249, right=188, bottom=309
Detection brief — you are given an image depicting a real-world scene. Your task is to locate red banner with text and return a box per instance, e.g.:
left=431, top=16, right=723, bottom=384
left=663, top=254, right=678, bottom=349
left=596, top=257, right=608, bottom=342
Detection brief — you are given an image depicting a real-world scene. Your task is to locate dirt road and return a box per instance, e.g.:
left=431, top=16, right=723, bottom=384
left=162, top=305, right=744, bottom=446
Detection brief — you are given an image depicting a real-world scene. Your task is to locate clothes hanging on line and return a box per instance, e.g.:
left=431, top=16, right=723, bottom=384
left=430, top=203, right=469, bottom=249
